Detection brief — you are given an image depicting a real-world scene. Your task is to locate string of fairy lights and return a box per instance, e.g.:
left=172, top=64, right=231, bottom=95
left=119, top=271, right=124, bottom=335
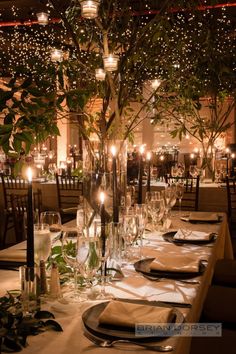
left=0, top=0, right=235, bottom=94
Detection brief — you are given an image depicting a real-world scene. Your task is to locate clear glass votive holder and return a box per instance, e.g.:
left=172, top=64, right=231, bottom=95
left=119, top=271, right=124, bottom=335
left=20, top=265, right=41, bottom=317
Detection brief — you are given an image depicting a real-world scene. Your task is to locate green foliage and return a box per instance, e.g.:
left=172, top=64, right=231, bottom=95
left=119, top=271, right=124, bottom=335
left=0, top=293, right=62, bottom=352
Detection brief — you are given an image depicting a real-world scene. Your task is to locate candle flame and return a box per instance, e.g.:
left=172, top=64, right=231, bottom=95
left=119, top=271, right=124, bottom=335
left=140, top=145, right=145, bottom=154
left=231, top=153, right=235, bottom=159
left=26, top=167, right=33, bottom=182
left=100, top=191, right=105, bottom=204
left=111, top=145, right=116, bottom=156
left=146, top=152, right=152, bottom=160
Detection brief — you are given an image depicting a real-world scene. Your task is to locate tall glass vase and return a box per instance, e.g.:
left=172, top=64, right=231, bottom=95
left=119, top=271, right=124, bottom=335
left=83, top=140, right=127, bottom=228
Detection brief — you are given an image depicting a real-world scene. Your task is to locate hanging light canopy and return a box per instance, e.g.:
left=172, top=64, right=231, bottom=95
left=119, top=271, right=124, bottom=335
left=51, top=49, right=63, bottom=63
left=95, top=68, right=106, bottom=81
left=103, top=54, right=119, bottom=72
left=36, top=12, right=49, bottom=25
left=80, top=0, right=100, bottom=19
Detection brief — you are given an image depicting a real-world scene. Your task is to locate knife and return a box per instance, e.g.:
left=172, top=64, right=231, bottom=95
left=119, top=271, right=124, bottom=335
left=114, top=298, right=192, bottom=308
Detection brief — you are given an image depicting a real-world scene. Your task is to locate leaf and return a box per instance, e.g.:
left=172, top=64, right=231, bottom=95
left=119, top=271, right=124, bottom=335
left=20, top=77, right=32, bottom=89
left=44, top=320, right=63, bottom=332
left=34, top=311, right=55, bottom=319
left=3, top=336, right=22, bottom=352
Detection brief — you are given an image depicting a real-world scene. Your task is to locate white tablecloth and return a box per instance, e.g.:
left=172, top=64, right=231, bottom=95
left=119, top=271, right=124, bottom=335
left=0, top=212, right=233, bottom=354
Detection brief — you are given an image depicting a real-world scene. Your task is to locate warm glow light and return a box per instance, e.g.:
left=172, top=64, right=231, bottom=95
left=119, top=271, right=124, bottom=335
left=139, top=145, right=145, bottom=154
left=26, top=167, right=33, bottom=182
left=36, top=12, right=49, bottom=26
left=151, top=79, right=162, bottom=90
left=100, top=191, right=105, bottom=204
left=146, top=152, right=152, bottom=160
left=190, top=153, right=195, bottom=159
left=231, top=153, right=235, bottom=159
left=225, top=147, right=230, bottom=154
left=80, top=0, right=100, bottom=19
left=194, top=147, right=199, bottom=153
left=95, top=68, right=106, bottom=81
left=160, top=155, right=164, bottom=161
left=51, top=48, right=63, bottom=63
left=111, top=145, right=117, bottom=157
left=103, top=54, right=119, bottom=72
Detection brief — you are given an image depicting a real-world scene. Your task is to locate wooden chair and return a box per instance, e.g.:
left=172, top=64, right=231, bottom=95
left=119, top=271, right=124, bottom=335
left=1, top=174, right=28, bottom=246
left=226, top=176, right=236, bottom=223
left=55, top=173, right=83, bottom=223
left=10, top=190, right=42, bottom=243
left=165, top=175, right=200, bottom=211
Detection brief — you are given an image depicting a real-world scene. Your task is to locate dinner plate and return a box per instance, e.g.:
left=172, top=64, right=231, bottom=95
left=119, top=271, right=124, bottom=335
left=180, top=215, right=222, bottom=224
left=82, top=299, right=184, bottom=341
left=162, top=231, right=216, bottom=245
left=134, top=257, right=205, bottom=279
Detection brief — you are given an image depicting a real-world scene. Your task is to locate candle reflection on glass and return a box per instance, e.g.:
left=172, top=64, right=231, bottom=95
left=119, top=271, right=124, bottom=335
left=26, top=167, right=34, bottom=267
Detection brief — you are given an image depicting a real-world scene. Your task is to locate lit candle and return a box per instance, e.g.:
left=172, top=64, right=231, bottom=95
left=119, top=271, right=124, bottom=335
left=100, top=192, right=106, bottom=256
left=225, top=148, right=230, bottom=175
left=26, top=167, right=34, bottom=268
left=111, top=146, right=119, bottom=223
left=138, top=146, right=145, bottom=204
left=146, top=151, right=152, bottom=193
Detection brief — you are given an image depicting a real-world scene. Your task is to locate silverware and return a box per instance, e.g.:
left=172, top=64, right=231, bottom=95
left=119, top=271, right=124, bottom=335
left=113, top=297, right=192, bottom=308
left=143, top=274, right=200, bottom=285
left=84, top=330, right=174, bottom=352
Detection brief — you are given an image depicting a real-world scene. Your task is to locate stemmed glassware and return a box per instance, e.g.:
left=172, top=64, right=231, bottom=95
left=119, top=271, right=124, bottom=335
left=94, top=221, right=113, bottom=299
left=62, top=228, right=88, bottom=302
left=123, top=210, right=139, bottom=261
left=149, top=198, right=165, bottom=232
left=40, top=211, right=62, bottom=244
left=177, top=162, right=185, bottom=177
left=175, top=182, right=184, bottom=216
left=171, top=164, right=179, bottom=177
left=134, top=204, right=147, bottom=258
left=189, top=165, right=199, bottom=178
left=34, top=223, right=51, bottom=265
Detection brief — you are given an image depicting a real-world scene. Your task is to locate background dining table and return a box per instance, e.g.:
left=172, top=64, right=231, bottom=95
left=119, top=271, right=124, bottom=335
left=0, top=212, right=233, bottom=354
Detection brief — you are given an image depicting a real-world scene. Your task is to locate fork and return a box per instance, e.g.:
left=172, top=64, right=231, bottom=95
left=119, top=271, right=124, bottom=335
left=143, top=274, right=200, bottom=284
left=84, top=330, right=174, bottom=352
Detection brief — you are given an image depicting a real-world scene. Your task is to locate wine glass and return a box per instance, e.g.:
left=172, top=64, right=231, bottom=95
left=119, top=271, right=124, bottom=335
left=40, top=211, right=62, bottom=244
left=171, top=164, right=179, bottom=177
left=94, top=221, right=113, bottom=299
left=123, top=211, right=139, bottom=261
left=178, top=163, right=185, bottom=177
left=61, top=227, right=88, bottom=302
left=76, top=206, right=85, bottom=235
left=149, top=199, right=165, bottom=231
left=134, top=204, right=147, bottom=258
left=189, top=165, right=199, bottom=178
left=34, top=223, right=51, bottom=265
left=176, top=182, right=184, bottom=216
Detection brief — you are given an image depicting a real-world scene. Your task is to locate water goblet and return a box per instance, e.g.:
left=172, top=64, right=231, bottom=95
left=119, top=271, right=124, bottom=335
left=40, top=211, right=62, bottom=244
left=34, top=223, right=51, bottom=265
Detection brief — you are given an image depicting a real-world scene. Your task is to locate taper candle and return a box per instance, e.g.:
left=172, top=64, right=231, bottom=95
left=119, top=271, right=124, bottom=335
left=111, top=146, right=119, bottom=223
left=146, top=151, right=152, bottom=193
left=100, top=192, right=106, bottom=256
left=26, top=167, right=34, bottom=267
left=138, top=146, right=145, bottom=204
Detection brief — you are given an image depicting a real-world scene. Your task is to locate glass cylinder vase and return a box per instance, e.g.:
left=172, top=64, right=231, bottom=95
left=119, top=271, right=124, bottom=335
left=83, top=140, right=127, bottom=228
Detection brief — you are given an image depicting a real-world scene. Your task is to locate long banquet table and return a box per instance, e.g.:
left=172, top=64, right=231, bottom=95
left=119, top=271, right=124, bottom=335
left=0, top=212, right=233, bottom=354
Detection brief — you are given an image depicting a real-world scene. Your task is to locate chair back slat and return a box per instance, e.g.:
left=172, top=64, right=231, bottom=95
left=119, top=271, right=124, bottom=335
left=165, top=175, right=200, bottom=211
left=1, top=174, right=28, bottom=210
left=55, top=173, right=83, bottom=221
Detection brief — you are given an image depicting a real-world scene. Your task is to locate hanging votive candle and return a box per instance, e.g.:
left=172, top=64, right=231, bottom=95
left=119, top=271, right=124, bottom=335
left=80, top=0, right=100, bottom=19
left=95, top=68, right=106, bottom=81
left=36, top=12, right=49, bottom=25
left=103, top=54, right=119, bottom=72
left=51, top=49, right=63, bottom=63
